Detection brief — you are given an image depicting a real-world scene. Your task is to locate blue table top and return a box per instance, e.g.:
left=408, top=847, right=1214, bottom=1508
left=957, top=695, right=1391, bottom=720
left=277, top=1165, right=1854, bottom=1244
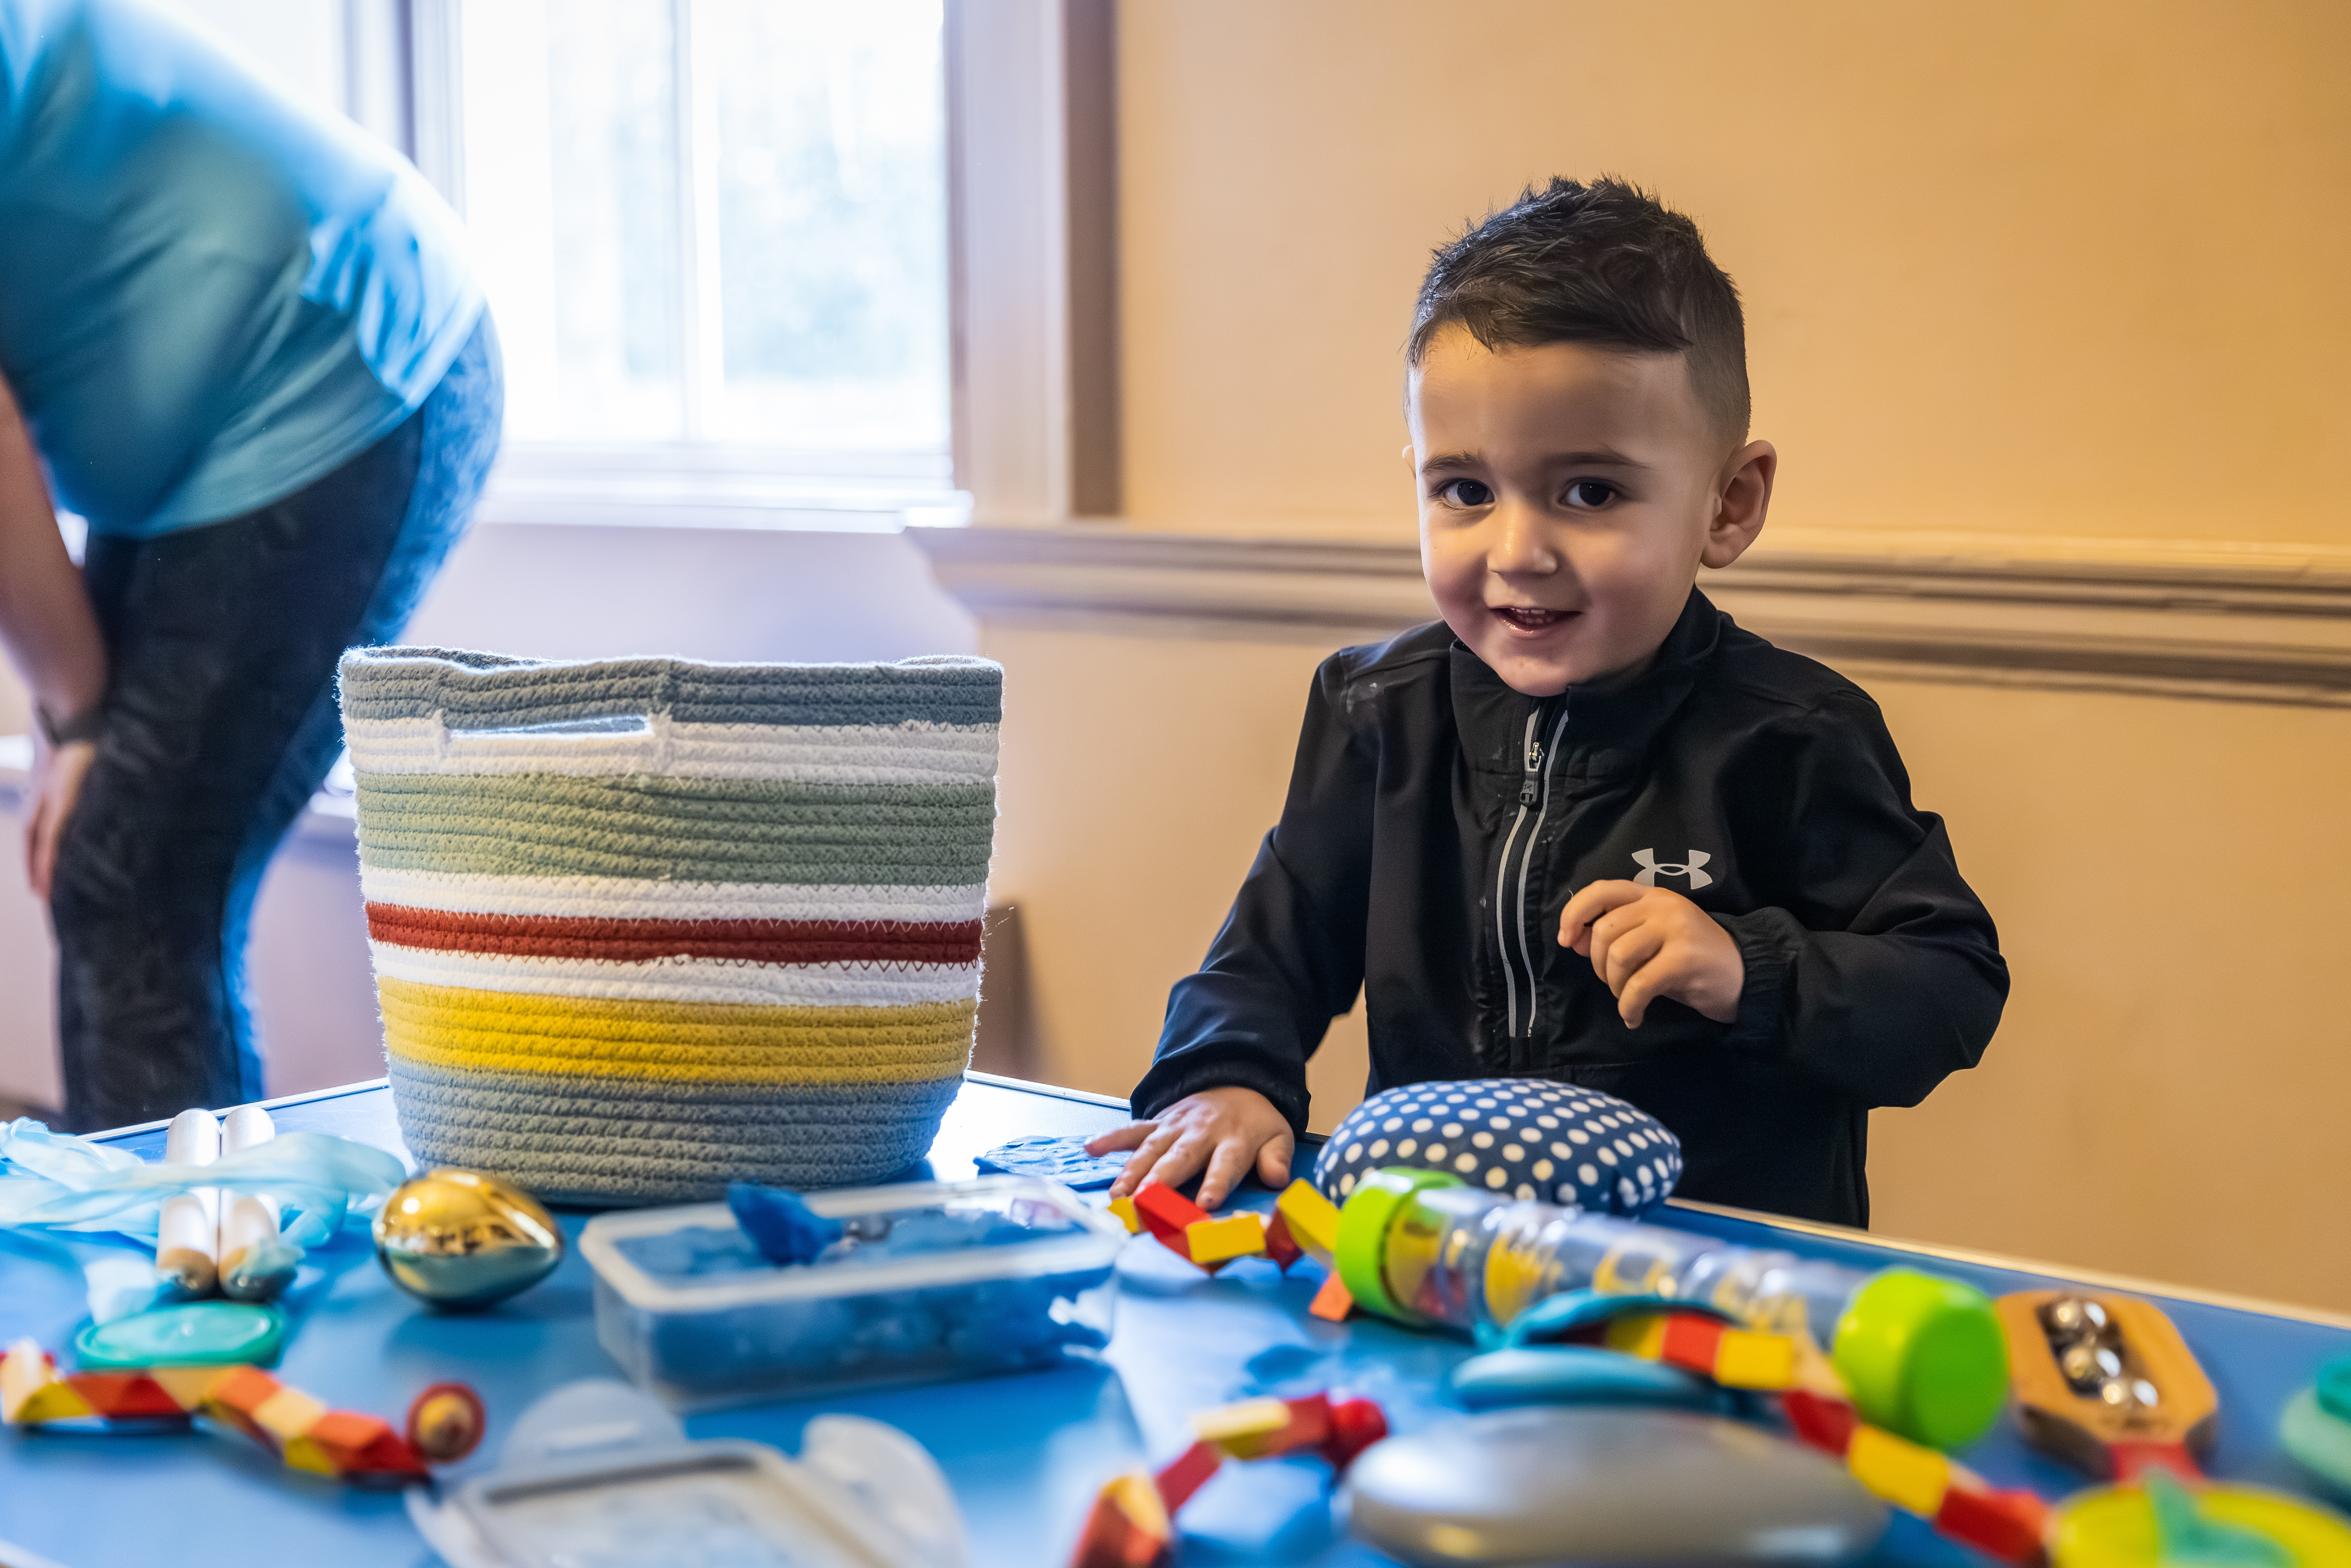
left=3, top=1075, right=2348, bottom=1567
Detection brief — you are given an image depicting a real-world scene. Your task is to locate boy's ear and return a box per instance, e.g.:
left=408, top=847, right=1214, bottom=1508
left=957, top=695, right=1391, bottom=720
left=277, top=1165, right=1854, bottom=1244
left=1700, top=440, right=1776, bottom=569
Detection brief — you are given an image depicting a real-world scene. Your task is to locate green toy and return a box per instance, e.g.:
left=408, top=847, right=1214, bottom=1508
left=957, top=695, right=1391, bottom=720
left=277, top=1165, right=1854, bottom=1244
left=1325, top=1165, right=2007, bottom=1450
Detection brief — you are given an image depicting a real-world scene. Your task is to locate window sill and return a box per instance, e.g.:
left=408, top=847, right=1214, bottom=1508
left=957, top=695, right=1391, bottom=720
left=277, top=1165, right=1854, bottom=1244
left=475, top=450, right=971, bottom=534
left=482, top=470, right=968, bottom=536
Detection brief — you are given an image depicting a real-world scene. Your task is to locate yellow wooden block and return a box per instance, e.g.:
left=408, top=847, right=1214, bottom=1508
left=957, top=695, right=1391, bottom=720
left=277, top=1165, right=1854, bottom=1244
left=150, top=1365, right=233, bottom=1409
left=1108, top=1195, right=1141, bottom=1235
left=1603, top=1313, right=1668, bottom=1361
left=1846, top=1424, right=1950, bottom=1517
left=281, top=1434, right=340, bottom=1476
left=15, top=1380, right=94, bottom=1424
left=1192, top=1396, right=1293, bottom=1458
left=1186, top=1212, right=1267, bottom=1265
left=1713, top=1328, right=1799, bottom=1389
left=1275, top=1180, right=1341, bottom=1262
left=251, top=1385, right=330, bottom=1443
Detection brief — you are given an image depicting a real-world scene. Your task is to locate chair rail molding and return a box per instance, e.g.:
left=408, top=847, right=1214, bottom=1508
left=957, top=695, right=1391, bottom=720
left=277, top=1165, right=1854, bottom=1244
left=910, top=524, right=2351, bottom=708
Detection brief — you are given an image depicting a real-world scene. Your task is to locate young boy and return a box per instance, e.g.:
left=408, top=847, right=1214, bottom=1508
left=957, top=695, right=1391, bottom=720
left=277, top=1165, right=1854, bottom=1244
left=1091, top=178, right=2006, bottom=1228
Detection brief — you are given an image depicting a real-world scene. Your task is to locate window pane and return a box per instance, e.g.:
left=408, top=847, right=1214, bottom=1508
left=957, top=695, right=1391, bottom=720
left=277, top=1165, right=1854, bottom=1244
left=461, top=0, right=685, bottom=441
left=703, top=0, right=948, bottom=451
left=453, top=0, right=947, bottom=458
left=456, top=0, right=686, bottom=441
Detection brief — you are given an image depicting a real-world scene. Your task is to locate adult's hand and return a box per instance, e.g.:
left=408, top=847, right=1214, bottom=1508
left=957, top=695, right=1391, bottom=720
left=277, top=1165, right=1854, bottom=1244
left=25, top=736, right=95, bottom=899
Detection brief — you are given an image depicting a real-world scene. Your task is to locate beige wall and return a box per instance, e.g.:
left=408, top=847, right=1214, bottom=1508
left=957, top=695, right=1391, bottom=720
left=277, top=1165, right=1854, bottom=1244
left=964, top=0, right=2351, bottom=1311
left=1116, top=0, right=2351, bottom=545
left=1863, top=674, right=2351, bottom=1306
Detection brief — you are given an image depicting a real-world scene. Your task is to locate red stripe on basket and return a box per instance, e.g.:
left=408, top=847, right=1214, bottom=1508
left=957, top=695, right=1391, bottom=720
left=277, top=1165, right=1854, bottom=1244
left=365, top=905, right=984, bottom=966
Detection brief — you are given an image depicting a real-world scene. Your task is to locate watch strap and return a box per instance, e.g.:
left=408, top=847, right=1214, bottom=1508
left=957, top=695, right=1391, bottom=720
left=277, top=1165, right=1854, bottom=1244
left=37, top=702, right=103, bottom=746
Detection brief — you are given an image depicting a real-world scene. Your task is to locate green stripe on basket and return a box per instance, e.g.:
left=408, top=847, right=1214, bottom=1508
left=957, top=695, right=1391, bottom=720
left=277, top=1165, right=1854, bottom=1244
left=356, top=772, right=996, bottom=885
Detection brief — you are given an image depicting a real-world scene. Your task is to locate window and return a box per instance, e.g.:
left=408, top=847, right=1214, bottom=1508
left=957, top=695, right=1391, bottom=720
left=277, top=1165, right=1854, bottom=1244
left=440, top=0, right=951, bottom=487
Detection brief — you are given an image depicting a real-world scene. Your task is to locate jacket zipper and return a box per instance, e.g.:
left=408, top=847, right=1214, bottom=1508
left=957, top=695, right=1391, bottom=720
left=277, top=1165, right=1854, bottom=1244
left=1495, top=701, right=1571, bottom=1039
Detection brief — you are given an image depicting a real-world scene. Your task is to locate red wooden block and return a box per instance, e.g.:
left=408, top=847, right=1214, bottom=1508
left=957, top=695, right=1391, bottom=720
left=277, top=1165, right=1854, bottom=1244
left=1068, top=1483, right=1171, bottom=1568
left=1321, top=1398, right=1389, bottom=1472
left=1130, top=1183, right=1209, bottom=1241
left=1262, top=1211, right=1303, bottom=1272
left=1780, top=1390, right=1860, bottom=1457
left=1153, top=1439, right=1222, bottom=1513
left=1130, top=1183, right=1227, bottom=1273
left=1658, top=1312, right=1727, bottom=1374
left=305, top=1411, right=393, bottom=1467
left=1260, top=1393, right=1330, bottom=1458
left=344, top=1428, right=432, bottom=1480
left=1933, top=1485, right=2049, bottom=1567
left=70, top=1372, right=185, bottom=1419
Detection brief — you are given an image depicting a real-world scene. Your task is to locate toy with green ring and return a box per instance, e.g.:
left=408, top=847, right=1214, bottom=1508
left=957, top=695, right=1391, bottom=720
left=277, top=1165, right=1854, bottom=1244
left=2283, top=1358, right=2351, bottom=1498
left=1330, top=1166, right=2006, bottom=1450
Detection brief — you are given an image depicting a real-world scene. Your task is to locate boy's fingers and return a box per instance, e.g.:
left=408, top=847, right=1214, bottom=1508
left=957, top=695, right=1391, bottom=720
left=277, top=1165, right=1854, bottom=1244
left=1085, top=1122, right=1156, bottom=1156
left=1601, top=925, right=1667, bottom=994
left=1256, top=1134, right=1296, bottom=1191
left=1618, top=956, right=1680, bottom=1029
left=1196, top=1139, right=1253, bottom=1210
left=1138, top=1128, right=1214, bottom=1196
left=1104, top=1121, right=1183, bottom=1196
left=1560, top=880, right=1643, bottom=951
left=1587, top=903, right=1646, bottom=988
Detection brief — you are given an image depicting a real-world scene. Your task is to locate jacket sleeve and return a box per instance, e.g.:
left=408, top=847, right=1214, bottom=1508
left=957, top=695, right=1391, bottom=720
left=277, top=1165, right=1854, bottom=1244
left=1712, top=692, right=2008, bottom=1108
left=1129, top=656, right=1375, bottom=1133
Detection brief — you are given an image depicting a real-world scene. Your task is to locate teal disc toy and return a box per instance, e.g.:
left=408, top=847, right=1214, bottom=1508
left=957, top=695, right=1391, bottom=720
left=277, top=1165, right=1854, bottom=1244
left=2280, top=1358, right=2351, bottom=1496
left=74, top=1302, right=286, bottom=1369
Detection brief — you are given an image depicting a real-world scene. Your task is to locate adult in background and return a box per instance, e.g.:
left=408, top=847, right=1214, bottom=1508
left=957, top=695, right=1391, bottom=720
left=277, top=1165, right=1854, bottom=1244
left=0, top=0, right=499, bottom=1130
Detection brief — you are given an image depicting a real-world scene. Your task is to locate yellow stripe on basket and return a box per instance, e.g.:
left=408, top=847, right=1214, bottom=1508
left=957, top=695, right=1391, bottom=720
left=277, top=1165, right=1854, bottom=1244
left=377, top=975, right=976, bottom=1085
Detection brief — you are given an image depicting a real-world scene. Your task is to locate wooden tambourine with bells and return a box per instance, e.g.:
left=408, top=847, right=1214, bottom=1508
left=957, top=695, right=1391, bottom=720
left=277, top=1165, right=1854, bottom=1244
left=1999, top=1290, right=2351, bottom=1568
left=1997, top=1289, right=2218, bottom=1482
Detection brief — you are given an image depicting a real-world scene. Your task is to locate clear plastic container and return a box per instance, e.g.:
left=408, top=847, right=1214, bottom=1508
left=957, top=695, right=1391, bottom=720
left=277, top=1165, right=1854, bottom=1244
left=581, top=1176, right=1127, bottom=1411
left=1387, top=1187, right=1869, bottom=1342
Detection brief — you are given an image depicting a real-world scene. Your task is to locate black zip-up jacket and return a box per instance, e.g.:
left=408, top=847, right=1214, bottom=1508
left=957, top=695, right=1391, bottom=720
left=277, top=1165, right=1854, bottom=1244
left=1131, top=590, right=2007, bottom=1226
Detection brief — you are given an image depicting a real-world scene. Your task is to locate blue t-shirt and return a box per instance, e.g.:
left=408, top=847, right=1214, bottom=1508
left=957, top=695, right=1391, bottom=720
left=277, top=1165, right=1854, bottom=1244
left=0, top=0, right=483, bottom=536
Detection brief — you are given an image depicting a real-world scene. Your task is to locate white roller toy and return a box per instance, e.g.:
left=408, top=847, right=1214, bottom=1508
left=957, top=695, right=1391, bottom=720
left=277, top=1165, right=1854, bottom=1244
left=156, top=1108, right=222, bottom=1294
left=217, top=1105, right=294, bottom=1301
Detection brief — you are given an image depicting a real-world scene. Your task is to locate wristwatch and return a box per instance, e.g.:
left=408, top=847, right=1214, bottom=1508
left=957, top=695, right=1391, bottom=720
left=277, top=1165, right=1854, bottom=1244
left=36, top=702, right=103, bottom=746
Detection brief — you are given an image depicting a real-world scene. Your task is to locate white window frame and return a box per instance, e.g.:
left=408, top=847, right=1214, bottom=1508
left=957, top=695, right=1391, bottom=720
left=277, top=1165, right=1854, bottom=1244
left=391, top=0, right=1085, bottom=532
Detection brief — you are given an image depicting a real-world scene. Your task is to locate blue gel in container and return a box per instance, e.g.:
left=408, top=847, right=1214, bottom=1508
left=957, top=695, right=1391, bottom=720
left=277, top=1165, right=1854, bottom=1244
left=583, top=1177, right=1127, bottom=1412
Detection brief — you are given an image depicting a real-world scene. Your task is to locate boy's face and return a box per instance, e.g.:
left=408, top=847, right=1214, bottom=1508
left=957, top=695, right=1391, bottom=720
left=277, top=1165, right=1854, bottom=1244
left=1407, top=327, right=1776, bottom=696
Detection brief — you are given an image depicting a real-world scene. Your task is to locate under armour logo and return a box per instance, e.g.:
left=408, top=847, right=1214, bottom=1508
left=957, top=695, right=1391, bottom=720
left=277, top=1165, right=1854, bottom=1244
left=1632, top=848, right=1713, bottom=889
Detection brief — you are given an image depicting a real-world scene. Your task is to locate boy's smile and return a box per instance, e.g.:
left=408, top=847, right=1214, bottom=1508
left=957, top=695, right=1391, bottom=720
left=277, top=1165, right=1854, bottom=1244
left=1407, top=327, right=1777, bottom=696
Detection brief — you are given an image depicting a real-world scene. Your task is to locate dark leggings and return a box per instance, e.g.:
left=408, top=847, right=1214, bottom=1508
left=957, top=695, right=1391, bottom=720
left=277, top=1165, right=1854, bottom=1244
left=51, top=318, right=502, bottom=1131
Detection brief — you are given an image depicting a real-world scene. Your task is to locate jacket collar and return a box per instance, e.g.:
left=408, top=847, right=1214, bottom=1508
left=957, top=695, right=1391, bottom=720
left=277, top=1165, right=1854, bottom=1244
left=1449, top=588, right=1726, bottom=777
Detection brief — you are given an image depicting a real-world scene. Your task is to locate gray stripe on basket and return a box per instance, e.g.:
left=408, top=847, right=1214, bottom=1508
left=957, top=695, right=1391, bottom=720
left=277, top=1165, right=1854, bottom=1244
left=387, top=1057, right=962, bottom=1202
left=340, top=648, right=1004, bottom=729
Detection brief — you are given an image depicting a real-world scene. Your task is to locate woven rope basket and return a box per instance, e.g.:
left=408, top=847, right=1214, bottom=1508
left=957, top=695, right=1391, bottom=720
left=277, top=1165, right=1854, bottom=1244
left=337, top=646, right=1001, bottom=1203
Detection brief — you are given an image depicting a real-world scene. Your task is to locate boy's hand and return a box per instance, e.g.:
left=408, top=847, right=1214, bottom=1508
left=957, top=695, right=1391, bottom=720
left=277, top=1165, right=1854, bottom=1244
left=1559, top=880, right=1743, bottom=1028
left=1089, top=1086, right=1295, bottom=1210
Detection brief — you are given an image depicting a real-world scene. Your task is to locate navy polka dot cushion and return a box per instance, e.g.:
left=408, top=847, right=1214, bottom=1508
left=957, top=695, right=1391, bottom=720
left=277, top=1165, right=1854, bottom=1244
left=1311, top=1078, right=1682, bottom=1216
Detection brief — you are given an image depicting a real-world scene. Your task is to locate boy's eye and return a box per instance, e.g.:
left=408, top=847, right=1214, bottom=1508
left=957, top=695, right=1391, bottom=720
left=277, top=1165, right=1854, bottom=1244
left=1436, top=478, right=1494, bottom=509
left=1563, top=480, right=1617, bottom=509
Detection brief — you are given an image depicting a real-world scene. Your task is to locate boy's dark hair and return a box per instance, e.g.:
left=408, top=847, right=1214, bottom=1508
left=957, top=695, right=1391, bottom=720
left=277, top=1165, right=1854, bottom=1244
left=1409, top=177, right=1749, bottom=443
